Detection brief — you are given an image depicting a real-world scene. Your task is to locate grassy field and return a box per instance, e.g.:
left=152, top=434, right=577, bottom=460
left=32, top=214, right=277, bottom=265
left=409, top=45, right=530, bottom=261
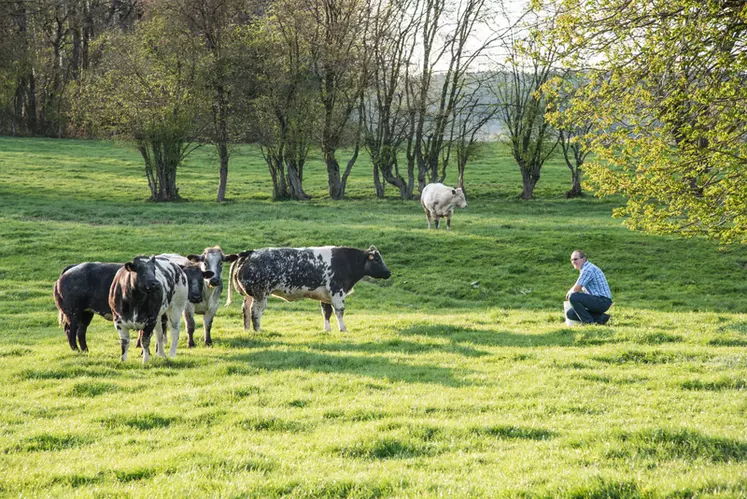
left=0, top=136, right=746, bottom=498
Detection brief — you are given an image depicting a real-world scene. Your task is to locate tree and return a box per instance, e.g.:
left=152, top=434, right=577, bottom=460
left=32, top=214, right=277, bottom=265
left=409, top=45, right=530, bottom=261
left=73, top=13, right=208, bottom=201
left=490, top=8, right=560, bottom=200
left=544, top=73, right=592, bottom=198
left=449, top=73, right=497, bottom=190
left=0, top=0, right=140, bottom=137
left=405, top=0, right=496, bottom=195
left=245, top=0, right=319, bottom=200
left=542, top=0, right=747, bottom=243
left=165, top=0, right=256, bottom=202
left=362, top=0, right=419, bottom=199
left=308, top=0, right=370, bottom=200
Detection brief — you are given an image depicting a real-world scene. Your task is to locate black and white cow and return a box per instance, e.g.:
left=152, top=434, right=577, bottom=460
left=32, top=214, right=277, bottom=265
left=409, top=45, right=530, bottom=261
left=226, top=246, right=391, bottom=332
left=109, top=255, right=200, bottom=363
left=160, top=247, right=237, bottom=347
left=53, top=257, right=211, bottom=353
left=53, top=262, right=121, bottom=352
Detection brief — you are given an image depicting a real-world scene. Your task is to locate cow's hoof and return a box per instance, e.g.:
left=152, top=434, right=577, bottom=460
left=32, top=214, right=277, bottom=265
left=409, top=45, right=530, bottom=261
left=204, top=340, right=213, bottom=347
left=187, top=341, right=195, bottom=349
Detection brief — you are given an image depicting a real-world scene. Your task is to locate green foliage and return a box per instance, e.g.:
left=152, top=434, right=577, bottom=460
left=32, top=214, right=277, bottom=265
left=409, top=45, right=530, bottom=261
left=0, top=137, right=746, bottom=497
left=543, top=0, right=747, bottom=243
left=71, top=13, right=210, bottom=200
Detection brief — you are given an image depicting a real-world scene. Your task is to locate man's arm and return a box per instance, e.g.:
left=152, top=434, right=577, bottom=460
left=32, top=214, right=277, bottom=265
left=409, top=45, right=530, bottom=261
left=566, top=283, right=583, bottom=300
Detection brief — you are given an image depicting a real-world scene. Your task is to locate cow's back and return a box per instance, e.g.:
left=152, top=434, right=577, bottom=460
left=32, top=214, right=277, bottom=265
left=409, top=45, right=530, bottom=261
left=238, top=248, right=329, bottom=292
left=421, top=183, right=447, bottom=208
left=54, top=263, right=122, bottom=318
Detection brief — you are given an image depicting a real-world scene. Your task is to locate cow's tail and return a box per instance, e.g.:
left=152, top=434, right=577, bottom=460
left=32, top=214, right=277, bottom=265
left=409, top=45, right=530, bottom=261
left=225, top=251, right=252, bottom=307
left=225, top=257, right=239, bottom=307
left=53, top=280, right=66, bottom=327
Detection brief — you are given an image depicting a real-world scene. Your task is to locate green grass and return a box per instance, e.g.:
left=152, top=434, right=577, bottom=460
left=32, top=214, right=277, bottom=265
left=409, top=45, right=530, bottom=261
left=0, top=136, right=745, bottom=498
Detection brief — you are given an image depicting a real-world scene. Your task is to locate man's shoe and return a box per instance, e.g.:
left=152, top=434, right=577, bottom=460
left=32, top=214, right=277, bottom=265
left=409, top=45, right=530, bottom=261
left=597, top=313, right=610, bottom=325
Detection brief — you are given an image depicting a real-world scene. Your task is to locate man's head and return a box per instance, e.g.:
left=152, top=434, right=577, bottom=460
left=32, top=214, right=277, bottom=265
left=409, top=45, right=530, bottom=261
left=570, top=250, right=586, bottom=271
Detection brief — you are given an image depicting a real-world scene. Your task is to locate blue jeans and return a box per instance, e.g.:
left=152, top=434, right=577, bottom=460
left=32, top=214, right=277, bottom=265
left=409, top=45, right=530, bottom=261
left=567, top=292, right=612, bottom=324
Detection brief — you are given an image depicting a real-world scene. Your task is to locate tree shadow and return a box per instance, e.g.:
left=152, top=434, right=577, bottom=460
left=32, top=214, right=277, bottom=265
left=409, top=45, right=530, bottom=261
left=226, top=349, right=471, bottom=387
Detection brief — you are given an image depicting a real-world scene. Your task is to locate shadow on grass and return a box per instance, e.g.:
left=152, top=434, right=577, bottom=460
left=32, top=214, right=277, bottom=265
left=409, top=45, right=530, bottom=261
left=611, top=428, right=747, bottom=463
left=226, top=349, right=471, bottom=387
left=398, top=324, right=621, bottom=348
left=302, top=338, right=490, bottom=358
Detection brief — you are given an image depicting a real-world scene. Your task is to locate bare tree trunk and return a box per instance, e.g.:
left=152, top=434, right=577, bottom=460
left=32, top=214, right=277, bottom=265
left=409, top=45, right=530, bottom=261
left=520, top=167, right=540, bottom=200
left=566, top=168, right=582, bottom=198
left=287, top=161, right=311, bottom=200
left=215, top=84, right=230, bottom=202
left=373, top=163, right=385, bottom=198
left=325, top=151, right=343, bottom=200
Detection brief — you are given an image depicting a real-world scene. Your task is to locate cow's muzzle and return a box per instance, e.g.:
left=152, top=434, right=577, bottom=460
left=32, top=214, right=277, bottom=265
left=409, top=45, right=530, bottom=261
left=189, top=294, right=202, bottom=304
left=208, top=278, right=220, bottom=288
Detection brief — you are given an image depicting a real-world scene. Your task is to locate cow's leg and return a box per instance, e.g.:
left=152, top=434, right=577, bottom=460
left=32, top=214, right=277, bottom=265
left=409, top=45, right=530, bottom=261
left=250, top=295, right=267, bottom=332
left=140, top=321, right=156, bottom=364
left=202, top=307, right=216, bottom=346
left=321, top=302, right=333, bottom=332
left=65, top=315, right=79, bottom=351
left=167, top=308, right=181, bottom=358
left=434, top=215, right=441, bottom=229
left=115, top=320, right=130, bottom=362
left=184, top=306, right=196, bottom=348
left=242, top=295, right=254, bottom=331
left=77, top=310, right=94, bottom=353
left=153, top=315, right=167, bottom=359
left=425, top=210, right=432, bottom=229
left=446, top=214, right=452, bottom=230
left=331, top=294, right=347, bottom=332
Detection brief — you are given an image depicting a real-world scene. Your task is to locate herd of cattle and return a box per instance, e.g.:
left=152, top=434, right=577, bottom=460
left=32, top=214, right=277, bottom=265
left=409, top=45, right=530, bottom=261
left=52, top=182, right=468, bottom=363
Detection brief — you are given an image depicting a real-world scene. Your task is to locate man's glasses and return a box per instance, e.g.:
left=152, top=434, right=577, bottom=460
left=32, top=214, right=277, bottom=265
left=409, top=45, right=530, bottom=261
left=571, top=258, right=582, bottom=262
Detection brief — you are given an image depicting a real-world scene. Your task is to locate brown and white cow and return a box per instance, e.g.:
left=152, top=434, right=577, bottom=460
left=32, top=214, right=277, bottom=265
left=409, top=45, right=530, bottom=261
left=160, top=246, right=238, bottom=347
left=420, top=182, right=468, bottom=230
left=109, top=256, right=201, bottom=363
left=227, top=246, right=391, bottom=332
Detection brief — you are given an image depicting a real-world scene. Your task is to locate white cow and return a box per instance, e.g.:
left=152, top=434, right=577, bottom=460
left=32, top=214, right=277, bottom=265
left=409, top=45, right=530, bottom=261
left=161, top=247, right=237, bottom=347
left=420, top=182, right=468, bottom=230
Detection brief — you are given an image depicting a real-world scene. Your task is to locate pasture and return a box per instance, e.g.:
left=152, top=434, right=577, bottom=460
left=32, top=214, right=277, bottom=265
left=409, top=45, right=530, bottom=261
left=0, top=137, right=746, bottom=498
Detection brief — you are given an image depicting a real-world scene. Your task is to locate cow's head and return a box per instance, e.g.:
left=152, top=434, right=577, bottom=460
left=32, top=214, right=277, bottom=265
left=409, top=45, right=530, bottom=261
left=187, top=246, right=239, bottom=288
left=363, top=246, right=391, bottom=279
left=180, top=263, right=214, bottom=303
left=452, top=187, right=467, bottom=208
left=124, top=256, right=161, bottom=293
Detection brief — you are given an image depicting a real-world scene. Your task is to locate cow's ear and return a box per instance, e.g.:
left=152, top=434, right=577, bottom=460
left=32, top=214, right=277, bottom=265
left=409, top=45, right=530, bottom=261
left=224, top=254, right=239, bottom=262
left=367, top=245, right=378, bottom=252
left=203, top=271, right=215, bottom=279
left=124, top=262, right=135, bottom=272
left=451, top=189, right=457, bottom=195
left=187, top=254, right=203, bottom=263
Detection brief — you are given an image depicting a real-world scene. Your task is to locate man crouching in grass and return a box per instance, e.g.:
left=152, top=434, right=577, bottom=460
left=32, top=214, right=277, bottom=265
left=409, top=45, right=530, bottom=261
left=566, top=250, right=612, bottom=325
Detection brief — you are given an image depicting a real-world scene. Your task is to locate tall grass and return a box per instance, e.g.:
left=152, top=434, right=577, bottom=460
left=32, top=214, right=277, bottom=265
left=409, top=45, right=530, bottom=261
left=0, top=137, right=745, bottom=498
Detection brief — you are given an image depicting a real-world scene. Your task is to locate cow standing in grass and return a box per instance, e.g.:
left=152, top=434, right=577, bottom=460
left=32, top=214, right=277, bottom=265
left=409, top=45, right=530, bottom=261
left=161, top=247, right=238, bottom=347
left=420, top=182, right=468, bottom=230
left=53, top=262, right=121, bottom=352
left=227, top=246, right=391, bottom=332
left=109, top=256, right=203, bottom=363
